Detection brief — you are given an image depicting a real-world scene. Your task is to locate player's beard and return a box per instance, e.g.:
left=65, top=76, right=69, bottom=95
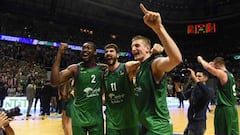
left=108, top=57, right=117, bottom=66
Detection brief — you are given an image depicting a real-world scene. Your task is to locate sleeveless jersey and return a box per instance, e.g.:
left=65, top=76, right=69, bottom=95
left=214, top=71, right=239, bottom=135
left=104, top=63, right=138, bottom=129
left=133, top=55, right=173, bottom=135
left=71, top=63, right=103, bottom=127
left=216, top=71, right=237, bottom=106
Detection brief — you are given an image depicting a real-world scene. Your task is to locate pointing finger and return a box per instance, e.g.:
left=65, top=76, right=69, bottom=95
left=140, top=3, right=148, bottom=14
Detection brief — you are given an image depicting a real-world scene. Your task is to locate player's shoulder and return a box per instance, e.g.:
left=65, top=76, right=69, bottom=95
left=97, top=63, right=108, bottom=71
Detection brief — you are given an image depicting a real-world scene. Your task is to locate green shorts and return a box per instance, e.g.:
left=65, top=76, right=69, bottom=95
left=66, top=97, right=74, bottom=117
left=106, top=126, right=139, bottom=135
left=72, top=124, right=104, bottom=135
left=214, top=106, right=239, bottom=135
left=61, top=99, right=68, bottom=111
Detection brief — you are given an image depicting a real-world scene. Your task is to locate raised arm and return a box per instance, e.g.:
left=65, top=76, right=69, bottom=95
left=197, top=56, right=228, bottom=85
left=188, top=68, right=198, bottom=83
left=51, top=43, right=77, bottom=86
left=140, top=3, right=182, bottom=72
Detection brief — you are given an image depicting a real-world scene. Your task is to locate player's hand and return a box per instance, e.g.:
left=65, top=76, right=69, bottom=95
left=59, top=43, right=68, bottom=55
left=140, top=3, right=162, bottom=31
left=197, top=56, right=203, bottom=63
left=187, top=68, right=195, bottom=78
left=0, top=112, right=8, bottom=127
left=71, top=90, right=75, bottom=97
left=151, top=43, right=164, bottom=54
left=97, top=63, right=109, bottom=71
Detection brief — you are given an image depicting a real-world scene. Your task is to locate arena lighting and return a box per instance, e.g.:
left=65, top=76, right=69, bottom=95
left=0, top=34, right=132, bottom=57
left=233, top=55, right=240, bottom=60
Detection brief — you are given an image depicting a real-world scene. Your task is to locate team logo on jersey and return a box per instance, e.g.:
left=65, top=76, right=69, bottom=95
left=104, top=70, right=109, bottom=77
left=108, top=93, right=125, bottom=104
left=119, top=70, right=124, bottom=76
left=79, top=67, right=87, bottom=73
left=133, top=86, right=142, bottom=96
left=83, top=87, right=100, bottom=97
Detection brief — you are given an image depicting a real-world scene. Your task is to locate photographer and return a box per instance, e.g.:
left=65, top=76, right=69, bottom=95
left=0, top=112, right=15, bottom=135
left=172, top=69, right=190, bottom=108
left=183, top=68, right=214, bottom=135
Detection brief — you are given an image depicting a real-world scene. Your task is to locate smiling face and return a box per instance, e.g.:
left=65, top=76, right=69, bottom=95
left=104, top=43, right=119, bottom=67
left=81, top=42, right=96, bottom=62
left=104, top=48, right=118, bottom=66
left=131, top=38, right=151, bottom=62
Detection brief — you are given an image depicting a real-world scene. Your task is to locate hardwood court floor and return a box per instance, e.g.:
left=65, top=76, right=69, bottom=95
left=10, top=105, right=240, bottom=135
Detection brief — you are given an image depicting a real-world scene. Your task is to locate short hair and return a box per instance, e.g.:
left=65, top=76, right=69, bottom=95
left=132, top=35, right=151, bottom=47
left=196, top=69, right=209, bottom=77
left=104, top=43, right=120, bottom=53
left=213, top=57, right=225, bottom=65
left=83, top=41, right=96, bottom=51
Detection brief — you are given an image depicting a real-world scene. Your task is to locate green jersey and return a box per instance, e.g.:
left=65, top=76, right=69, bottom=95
left=214, top=71, right=239, bottom=135
left=104, top=63, right=138, bottom=129
left=71, top=63, right=103, bottom=127
left=133, top=56, right=173, bottom=135
left=216, top=71, right=237, bottom=106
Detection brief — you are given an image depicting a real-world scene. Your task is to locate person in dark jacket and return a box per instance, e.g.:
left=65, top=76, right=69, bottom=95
left=0, top=83, right=8, bottom=108
left=40, top=80, right=52, bottom=116
left=183, top=68, right=214, bottom=135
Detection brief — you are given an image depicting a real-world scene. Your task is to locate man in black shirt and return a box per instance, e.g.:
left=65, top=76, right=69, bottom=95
left=40, top=80, right=52, bottom=115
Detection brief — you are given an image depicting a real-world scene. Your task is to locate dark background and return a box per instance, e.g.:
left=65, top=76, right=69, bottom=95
left=0, top=0, right=240, bottom=63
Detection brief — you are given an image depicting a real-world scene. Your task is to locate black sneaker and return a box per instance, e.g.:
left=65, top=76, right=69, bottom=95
left=39, top=113, right=45, bottom=116
left=26, top=114, right=32, bottom=117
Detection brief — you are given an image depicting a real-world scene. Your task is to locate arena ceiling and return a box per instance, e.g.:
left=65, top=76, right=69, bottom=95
left=1, top=0, right=240, bottom=26
left=1, top=0, right=240, bottom=57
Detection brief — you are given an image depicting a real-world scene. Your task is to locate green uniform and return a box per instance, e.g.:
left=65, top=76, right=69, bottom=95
left=133, top=56, right=173, bottom=135
left=62, top=88, right=74, bottom=117
left=66, top=96, right=74, bottom=117
left=71, top=63, right=103, bottom=135
left=104, top=63, right=139, bottom=135
left=214, top=71, right=239, bottom=135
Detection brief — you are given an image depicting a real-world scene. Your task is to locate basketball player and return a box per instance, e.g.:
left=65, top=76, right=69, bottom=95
left=104, top=43, right=164, bottom=135
left=197, top=56, right=239, bottom=135
left=131, top=3, right=182, bottom=135
left=51, top=42, right=104, bottom=135
left=59, top=78, right=74, bottom=135
left=103, top=43, right=139, bottom=135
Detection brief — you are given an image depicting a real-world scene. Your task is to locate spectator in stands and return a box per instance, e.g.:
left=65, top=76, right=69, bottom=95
left=0, top=83, right=8, bottom=107
left=34, top=80, right=44, bottom=112
left=26, top=79, right=36, bottom=117
left=40, top=80, right=52, bottom=116
left=7, top=85, right=16, bottom=97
